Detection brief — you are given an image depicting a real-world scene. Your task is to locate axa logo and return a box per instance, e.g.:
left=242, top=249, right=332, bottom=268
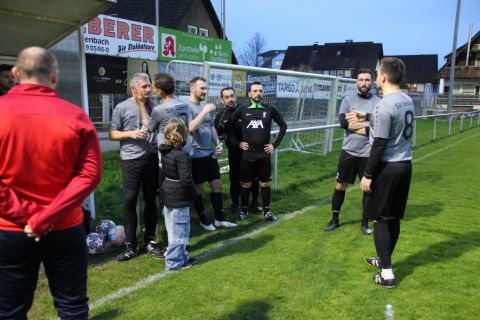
left=162, top=34, right=176, bottom=57
left=246, top=120, right=264, bottom=129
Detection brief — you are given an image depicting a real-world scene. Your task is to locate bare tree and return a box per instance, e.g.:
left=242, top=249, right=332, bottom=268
left=238, top=32, right=267, bottom=67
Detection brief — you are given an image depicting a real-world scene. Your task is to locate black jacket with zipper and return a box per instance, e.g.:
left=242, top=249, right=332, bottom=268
left=159, top=144, right=198, bottom=208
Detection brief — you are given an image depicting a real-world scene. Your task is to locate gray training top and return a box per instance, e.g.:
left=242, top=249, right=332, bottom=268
left=189, top=100, right=215, bottom=158
left=370, top=91, right=414, bottom=162
left=148, top=97, right=192, bottom=152
left=110, top=98, right=157, bottom=160
left=340, top=93, right=380, bottom=157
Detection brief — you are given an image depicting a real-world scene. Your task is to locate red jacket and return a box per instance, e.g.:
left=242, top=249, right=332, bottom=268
left=0, top=84, right=102, bottom=235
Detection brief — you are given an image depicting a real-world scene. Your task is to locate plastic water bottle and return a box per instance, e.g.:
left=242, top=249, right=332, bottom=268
left=384, top=304, right=394, bottom=319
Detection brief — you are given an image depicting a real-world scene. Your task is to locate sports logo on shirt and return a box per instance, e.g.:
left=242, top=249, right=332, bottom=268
left=246, top=120, right=264, bottom=129
left=263, top=112, right=266, bottom=118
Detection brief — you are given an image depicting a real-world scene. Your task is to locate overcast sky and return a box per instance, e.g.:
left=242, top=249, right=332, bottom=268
left=211, top=0, right=480, bottom=67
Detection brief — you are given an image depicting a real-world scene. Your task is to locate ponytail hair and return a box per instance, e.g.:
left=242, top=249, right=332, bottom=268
left=164, top=117, right=187, bottom=148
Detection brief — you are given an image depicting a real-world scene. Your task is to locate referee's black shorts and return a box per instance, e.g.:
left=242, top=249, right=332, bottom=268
left=227, top=147, right=242, bottom=183
left=364, top=161, right=412, bottom=220
left=191, top=156, right=221, bottom=184
left=240, top=156, right=271, bottom=183
left=336, top=150, right=368, bottom=184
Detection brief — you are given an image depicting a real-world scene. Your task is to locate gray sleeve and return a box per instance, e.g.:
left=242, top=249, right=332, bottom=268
left=339, top=96, right=351, bottom=114
left=148, top=108, right=160, bottom=133
left=110, top=105, right=123, bottom=131
left=373, top=103, right=392, bottom=139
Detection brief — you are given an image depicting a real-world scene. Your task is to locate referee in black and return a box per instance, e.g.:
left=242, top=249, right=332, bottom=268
left=230, top=81, right=287, bottom=221
left=360, top=57, right=414, bottom=288
left=214, top=87, right=261, bottom=213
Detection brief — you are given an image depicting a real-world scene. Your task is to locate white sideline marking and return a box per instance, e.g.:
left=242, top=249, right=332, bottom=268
left=413, top=133, right=480, bottom=163
left=85, top=198, right=331, bottom=314
left=81, top=130, right=479, bottom=315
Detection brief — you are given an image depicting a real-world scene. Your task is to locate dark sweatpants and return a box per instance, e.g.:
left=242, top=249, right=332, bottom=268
left=0, top=225, right=88, bottom=320
left=122, top=154, right=159, bottom=247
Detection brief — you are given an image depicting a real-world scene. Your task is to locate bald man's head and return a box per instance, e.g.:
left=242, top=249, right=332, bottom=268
left=13, top=47, right=58, bottom=87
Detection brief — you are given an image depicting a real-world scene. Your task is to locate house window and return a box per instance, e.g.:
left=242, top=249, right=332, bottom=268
left=336, top=50, right=342, bottom=56
left=323, top=70, right=329, bottom=75
left=330, top=70, right=337, bottom=76
left=462, top=84, right=475, bottom=94
left=337, top=70, right=344, bottom=77
left=344, top=70, right=351, bottom=78
left=188, top=25, right=198, bottom=34
left=199, top=28, right=208, bottom=37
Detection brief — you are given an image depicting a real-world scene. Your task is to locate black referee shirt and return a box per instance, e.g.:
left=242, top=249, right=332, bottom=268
left=230, top=103, right=287, bottom=159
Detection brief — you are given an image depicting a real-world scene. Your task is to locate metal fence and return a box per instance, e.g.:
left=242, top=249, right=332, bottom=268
left=88, top=61, right=478, bottom=154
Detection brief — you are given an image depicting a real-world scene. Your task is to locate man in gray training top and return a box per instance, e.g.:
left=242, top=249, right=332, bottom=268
left=110, top=72, right=163, bottom=262
left=188, top=76, right=237, bottom=231
left=149, top=73, right=192, bottom=155
left=360, top=57, right=414, bottom=288
left=324, top=68, right=380, bottom=235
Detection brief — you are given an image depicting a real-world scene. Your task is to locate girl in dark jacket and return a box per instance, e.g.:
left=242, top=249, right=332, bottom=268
left=159, top=118, right=198, bottom=270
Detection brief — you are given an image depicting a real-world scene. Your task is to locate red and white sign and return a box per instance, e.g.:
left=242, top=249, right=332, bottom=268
left=161, top=33, right=176, bottom=58
left=83, top=14, right=158, bottom=60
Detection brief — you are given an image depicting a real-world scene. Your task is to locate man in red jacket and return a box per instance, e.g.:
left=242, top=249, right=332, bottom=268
left=0, top=47, right=102, bottom=319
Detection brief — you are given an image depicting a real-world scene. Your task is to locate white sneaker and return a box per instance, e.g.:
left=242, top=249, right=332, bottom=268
left=214, top=220, right=237, bottom=228
left=199, top=222, right=216, bottom=231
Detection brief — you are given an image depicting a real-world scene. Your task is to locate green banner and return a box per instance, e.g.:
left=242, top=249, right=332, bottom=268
left=158, top=27, right=232, bottom=63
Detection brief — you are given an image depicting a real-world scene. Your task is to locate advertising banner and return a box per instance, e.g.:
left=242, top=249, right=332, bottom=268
left=232, top=70, right=247, bottom=97
left=246, top=73, right=277, bottom=96
left=159, top=27, right=232, bottom=63
left=86, top=54, right=128, bottom=94
left=337, top=82, right=357, bottom=99
left=276, top=75, right=300, bottom=98
left=83, top=14, right=158, bottom=60
left=277, top=76, right=333, bottom=99
left=208, top=68, right=232, bottom=97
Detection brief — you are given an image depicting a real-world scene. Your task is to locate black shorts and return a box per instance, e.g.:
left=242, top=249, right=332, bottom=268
left=227, top=147, right=242, bottom=183
left=364, top=161, right=412, bottom=220
left=191, top=156, right=221, bottom=184
left=336, top=150, right=368, bottom=184
left=240, top=156, right=271, bottom=182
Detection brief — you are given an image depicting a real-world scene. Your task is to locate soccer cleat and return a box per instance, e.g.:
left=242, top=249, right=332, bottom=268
left=324, top=219, right=340, bottom=232
left=238, top=211, right=249, bottom=220
left=366, top=256, right=381, bottom=268
left=116, top=243, right=138, bottom=262
left=144, top=241, right=165, bottom=259
left=199, top=222, right=216, bottom=231
left=214, top=220, right=237, bottom=228
left=361, top=225, right=373, bottom=235
left=263, top=211, right=277, bottom=221
left=373, top=272, right=395, bottom=288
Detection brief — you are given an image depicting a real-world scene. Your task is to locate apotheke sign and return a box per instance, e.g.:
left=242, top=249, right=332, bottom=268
left=159, top=27, right=231, bottom=63
left=83, top=15, right=158, bottom=60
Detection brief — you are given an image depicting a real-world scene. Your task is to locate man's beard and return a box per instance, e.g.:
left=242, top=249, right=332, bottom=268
left=358, top=86, right=371, bottom=95
left=252, top=96, right=262, bottom=103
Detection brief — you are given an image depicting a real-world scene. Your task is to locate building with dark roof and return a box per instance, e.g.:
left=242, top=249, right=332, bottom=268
left=388, top=55, right=438, bottom=92
left=281, top=40, right=383, bottom=78
left=104, top=0, right=223, bottom=38
left=435, top=30, right=480, bottom=96
left=258, top=50, right=286, bottom=69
